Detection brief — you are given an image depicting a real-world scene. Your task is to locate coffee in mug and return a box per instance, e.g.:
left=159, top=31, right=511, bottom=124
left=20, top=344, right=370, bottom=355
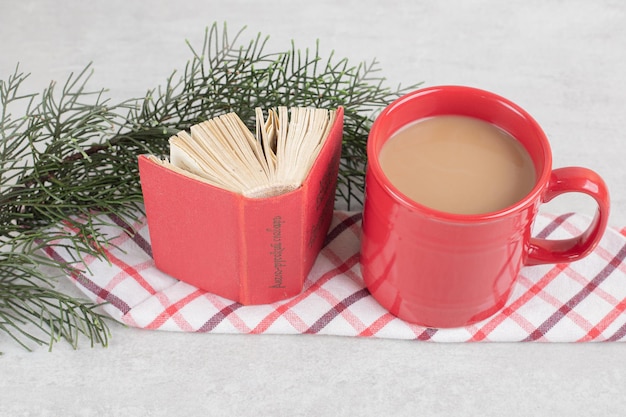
left=360, top=85, right=610, bottom=328
left=378, top=115, right=536, bottom=215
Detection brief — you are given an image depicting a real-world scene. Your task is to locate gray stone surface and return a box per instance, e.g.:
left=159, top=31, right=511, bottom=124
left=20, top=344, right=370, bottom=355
left=1, top=1, right=625, bottom=415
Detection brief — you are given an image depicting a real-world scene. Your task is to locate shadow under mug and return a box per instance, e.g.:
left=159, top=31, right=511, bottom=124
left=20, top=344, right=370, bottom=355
left=360, top=85, right=610, bottom=328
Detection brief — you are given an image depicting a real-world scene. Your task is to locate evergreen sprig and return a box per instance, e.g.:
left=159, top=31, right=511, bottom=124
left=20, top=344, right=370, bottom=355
left=0, top=23, right=419, bottom=351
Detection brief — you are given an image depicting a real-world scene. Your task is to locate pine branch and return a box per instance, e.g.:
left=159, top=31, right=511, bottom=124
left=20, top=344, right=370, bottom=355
left=0, top=22, right=420, bottom=351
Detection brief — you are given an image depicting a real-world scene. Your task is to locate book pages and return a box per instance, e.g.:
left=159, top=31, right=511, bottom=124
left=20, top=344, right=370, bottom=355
left=160, top=107, right=337, bottom=198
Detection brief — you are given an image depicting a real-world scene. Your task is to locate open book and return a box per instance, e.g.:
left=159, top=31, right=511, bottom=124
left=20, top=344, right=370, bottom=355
left=138, top=106, right=344, bottom=304
left=147, top=107, right=338, bottom=198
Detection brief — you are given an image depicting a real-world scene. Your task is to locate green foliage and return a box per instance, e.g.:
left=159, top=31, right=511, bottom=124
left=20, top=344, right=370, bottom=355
left=0, top=23, right=419, bottom=351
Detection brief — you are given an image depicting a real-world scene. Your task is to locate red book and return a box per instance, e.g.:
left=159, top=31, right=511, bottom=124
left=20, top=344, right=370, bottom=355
left=138, top=107, right=343, bottom=304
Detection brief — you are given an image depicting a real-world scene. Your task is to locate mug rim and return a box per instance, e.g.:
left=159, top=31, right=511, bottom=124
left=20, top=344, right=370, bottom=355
left=366, top=85, right=553, bottom=222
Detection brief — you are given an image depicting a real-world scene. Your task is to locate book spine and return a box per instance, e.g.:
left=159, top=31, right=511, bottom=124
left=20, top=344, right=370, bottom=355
left=241, top=191, right=304, bottom=305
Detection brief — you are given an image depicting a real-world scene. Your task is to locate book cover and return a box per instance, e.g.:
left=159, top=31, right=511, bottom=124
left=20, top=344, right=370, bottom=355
left=138, top=107, right=344, bottom=305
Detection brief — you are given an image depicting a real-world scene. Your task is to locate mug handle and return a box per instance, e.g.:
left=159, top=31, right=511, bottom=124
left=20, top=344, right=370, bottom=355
left=526, top=167, right=610, bottom=266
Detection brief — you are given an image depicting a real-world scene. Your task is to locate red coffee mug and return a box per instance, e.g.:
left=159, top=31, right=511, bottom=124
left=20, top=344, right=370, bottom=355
left=360, top=86, right=610, bottom=328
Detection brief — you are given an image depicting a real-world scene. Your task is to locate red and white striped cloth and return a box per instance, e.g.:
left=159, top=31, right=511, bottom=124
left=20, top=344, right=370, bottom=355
left=45, top=210, right=626, bottom=342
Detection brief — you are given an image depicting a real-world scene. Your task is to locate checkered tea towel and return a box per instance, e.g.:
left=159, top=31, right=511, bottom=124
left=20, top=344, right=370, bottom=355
left=44, top=210, right=626, bottom=342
